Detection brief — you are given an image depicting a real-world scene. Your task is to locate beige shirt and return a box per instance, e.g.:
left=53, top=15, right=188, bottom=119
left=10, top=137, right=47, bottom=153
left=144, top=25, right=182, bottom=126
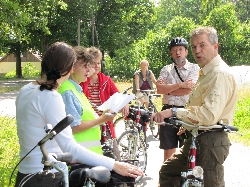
left=177, top=55, right=238, bottom=126
left=158, top=60, right=200, bottom=106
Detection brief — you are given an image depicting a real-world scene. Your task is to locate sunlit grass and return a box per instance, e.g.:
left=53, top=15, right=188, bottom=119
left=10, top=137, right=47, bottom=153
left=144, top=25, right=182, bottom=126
left=230, top=86, right=250, bottom=145
left=0, top=116, right=19, bottom=187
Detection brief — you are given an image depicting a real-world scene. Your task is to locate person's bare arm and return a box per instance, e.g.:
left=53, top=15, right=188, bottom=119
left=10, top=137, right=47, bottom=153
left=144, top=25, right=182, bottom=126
left=169, top=88, right=192, bottom=96
left=134, top=74, right=140, bottom=92
left=72, top=113, right=115, bottom=134
left=150, top=72, right=157, bottom=85
left=156, top=82, right=181, bottom=94
left=157, top=79, right=194, bottom=95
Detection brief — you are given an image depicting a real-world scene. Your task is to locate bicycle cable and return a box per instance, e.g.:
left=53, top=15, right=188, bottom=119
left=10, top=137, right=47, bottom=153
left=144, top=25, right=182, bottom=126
left=8, top=145, right=38, bottom=186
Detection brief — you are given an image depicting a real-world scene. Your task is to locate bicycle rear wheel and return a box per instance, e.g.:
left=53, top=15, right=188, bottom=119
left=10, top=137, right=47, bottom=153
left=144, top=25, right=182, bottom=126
left=117, top=130, right=147, bottom=182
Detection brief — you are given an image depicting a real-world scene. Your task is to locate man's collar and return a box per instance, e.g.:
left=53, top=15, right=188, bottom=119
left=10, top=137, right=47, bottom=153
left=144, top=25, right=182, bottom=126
left=201, top=55, right=221, bottom=75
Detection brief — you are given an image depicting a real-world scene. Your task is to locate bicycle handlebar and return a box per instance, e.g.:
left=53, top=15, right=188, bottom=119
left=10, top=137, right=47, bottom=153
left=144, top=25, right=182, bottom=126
left=158, top=117, right=239, bottom=132
left=140, top=90, right=161, bottom=98
left=38, top=114, right=74, bottom=146
left=122, top=86, right=133, bottom=94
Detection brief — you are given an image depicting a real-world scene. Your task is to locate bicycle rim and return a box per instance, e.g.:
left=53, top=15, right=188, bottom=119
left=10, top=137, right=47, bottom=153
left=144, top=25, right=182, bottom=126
left=117, top=130, right=147, bottom=182
left=149, top=107, right=159, bottom=138
left=150, top=122, right=159, bottom=138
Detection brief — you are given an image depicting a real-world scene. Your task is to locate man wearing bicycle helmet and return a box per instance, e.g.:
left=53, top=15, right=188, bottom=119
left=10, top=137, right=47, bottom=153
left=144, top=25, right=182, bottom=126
left=153, top=27, right=238, bottom=187
left=156, top=37, right=199, bottom=162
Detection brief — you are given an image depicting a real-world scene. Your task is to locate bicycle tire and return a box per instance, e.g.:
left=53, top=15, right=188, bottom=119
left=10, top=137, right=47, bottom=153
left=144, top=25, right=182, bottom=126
left=150, top=121, right=159, bottom=138
left=149, top=105, right=159, bottom=138
left=117, top=130, right=147, bottom=183
left=113, top=116, right=125, bottom=128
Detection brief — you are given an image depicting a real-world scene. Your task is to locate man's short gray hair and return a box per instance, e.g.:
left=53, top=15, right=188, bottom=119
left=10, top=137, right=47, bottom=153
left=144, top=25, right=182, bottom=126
left=190, top=26, right=218, bottom=44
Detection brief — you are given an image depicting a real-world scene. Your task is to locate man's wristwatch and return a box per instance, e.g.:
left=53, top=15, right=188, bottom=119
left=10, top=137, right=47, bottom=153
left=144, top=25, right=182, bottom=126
left=171, top=107, right=178, bottom=117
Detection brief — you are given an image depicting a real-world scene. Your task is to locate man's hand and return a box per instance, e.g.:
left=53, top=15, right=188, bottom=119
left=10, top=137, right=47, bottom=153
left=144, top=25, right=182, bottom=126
left=177, top=126, right=185, bottom=135
left=157, top=78, right=165, bottom=84
left=150, top=109, right=172, bottom=123
left=181, top=79, right=195, bottom=89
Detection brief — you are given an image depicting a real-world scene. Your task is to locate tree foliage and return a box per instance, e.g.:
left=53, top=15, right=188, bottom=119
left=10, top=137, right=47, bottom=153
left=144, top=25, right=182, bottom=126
left=203, top=3, right=241, bottom=65
left=0, top=0, right=249, bottom=79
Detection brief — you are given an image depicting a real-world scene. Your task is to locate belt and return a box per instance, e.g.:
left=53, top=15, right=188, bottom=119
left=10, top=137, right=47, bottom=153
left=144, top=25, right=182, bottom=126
left=163, top=104, right=184, bottom=108
left=198, top=129, right=223, bottom=134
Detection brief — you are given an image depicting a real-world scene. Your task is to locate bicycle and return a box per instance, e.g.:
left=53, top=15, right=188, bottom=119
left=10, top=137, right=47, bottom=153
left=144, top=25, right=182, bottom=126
left=140, top=89, right=161, bottom=138
left=12, top=115, right=136, bottom=187
left=160, top=117, right=240, bottom=187
left=116, top=95, right=149, bottom=183
left=114, top=88, right=161, bottom=139
left=89, top=102, right=120, bottom=161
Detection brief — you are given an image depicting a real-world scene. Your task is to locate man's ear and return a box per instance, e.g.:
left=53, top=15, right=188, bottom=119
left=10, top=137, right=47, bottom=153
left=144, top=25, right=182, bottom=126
left=214, top=42, right=219, bottom=50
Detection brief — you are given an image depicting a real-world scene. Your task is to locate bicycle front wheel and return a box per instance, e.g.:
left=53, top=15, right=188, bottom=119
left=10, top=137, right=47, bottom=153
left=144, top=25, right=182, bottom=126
left=149, top=121, right=159, bottom=138
left=117, top=130, right=147, bottom=182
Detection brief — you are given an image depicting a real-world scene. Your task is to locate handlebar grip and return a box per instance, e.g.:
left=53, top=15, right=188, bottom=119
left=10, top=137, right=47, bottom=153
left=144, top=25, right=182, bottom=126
left=226, top=125, right=238, bottom=132
left=56, top=152, right=73, bottom=163
left=122, top=86, right=133, bottom=94
left=52, top=114, right=74, bottom=134
left=38, top=114, right=74, bottom=146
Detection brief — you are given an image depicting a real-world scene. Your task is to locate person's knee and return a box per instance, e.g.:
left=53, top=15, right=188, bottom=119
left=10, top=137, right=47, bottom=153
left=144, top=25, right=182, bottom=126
left=204, top=165, right=225, bottom=187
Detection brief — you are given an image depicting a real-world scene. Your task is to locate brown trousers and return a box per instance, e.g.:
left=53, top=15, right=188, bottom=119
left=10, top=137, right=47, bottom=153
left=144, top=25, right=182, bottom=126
left=159, top=131, right=231, bottom=187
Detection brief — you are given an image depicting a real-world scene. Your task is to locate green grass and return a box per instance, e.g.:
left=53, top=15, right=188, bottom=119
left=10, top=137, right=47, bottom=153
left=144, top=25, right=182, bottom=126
left=0, top=81, right=249, bottom=186
left=0, top=116, right=19, bottom=187
left=229, top=86, right=250, bottom=146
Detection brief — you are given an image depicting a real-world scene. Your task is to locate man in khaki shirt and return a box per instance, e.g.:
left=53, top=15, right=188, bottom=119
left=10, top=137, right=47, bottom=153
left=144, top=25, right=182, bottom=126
left=152, top=26, right=238, bottom=187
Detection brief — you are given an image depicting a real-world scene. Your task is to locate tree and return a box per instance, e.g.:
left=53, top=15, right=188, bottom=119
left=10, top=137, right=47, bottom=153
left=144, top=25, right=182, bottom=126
left=155, top=0, right=201, bottom=29
left=106, top=16, right=197, bottom=79
left=94, top=0, right=156, bottom=57
left=203, top=3, right=240, bottom=65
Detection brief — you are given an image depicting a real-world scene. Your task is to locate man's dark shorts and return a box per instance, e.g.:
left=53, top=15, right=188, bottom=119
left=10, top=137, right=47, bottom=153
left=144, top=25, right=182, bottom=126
left=159, top=104, right=184, bottom=150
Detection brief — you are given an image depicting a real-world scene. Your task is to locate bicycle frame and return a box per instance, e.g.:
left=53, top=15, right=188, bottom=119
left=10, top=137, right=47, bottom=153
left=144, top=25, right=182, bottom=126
left=180, top=127, right=203, bottom=187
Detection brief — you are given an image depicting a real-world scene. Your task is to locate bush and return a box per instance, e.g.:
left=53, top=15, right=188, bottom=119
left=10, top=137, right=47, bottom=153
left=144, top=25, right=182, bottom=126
left=5, top=63, right=40, bottom=79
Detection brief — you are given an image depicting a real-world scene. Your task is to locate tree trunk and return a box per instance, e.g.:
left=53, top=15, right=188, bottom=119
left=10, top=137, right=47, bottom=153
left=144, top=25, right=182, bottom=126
left=15, top=42, right=23, bottom=78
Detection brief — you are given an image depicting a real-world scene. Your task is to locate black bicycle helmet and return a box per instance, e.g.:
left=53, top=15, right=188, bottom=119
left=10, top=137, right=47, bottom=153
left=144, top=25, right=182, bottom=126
left=168, top=37, right=188, bottom=50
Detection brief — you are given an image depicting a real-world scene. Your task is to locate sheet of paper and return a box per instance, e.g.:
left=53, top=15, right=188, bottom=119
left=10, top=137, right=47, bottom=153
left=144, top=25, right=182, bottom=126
left=97, top=92, right=135, bottom=113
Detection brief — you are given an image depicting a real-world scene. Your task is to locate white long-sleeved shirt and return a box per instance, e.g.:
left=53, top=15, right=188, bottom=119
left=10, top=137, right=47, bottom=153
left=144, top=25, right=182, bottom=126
left=16, top=83, right=114, bottom=174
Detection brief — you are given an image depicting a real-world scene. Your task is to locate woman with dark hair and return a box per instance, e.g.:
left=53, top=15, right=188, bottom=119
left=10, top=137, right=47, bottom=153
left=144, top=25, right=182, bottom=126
left=15, top=42, right=143, bottom=187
